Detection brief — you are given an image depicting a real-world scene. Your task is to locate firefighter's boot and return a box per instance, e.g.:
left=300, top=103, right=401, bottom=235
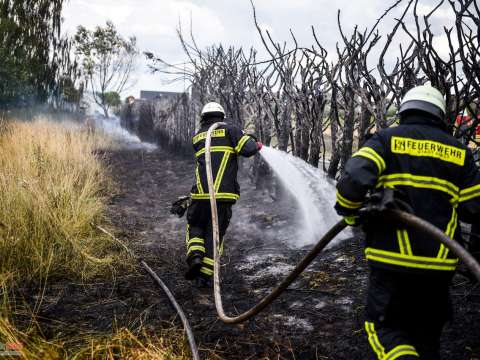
left=185, top=256, right=203, bottom=280
left=193, top=275, right=212, bottom=289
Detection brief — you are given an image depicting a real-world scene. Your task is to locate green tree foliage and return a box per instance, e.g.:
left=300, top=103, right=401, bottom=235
left=74, top=21, right=138, bottom=118
left=102, top=91, right=121, bottom=108
left=0, top=0, right=81, bottom=110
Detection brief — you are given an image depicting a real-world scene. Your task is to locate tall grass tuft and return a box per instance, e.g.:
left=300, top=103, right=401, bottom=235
left=71, top=328, right=191, bottom=360
left=0, top=119, right=114, bottom=284
left=0, top=120, right=191, bottom=359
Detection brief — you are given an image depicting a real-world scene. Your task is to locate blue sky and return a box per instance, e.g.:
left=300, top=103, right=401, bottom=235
left=62, top=0, right=455, bottom=98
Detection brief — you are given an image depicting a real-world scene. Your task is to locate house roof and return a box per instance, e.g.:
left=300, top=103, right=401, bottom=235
left=140, top=90, right=183, bottom=100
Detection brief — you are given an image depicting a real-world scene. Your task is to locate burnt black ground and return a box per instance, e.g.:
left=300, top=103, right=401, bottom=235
left=28, top=147, right=480, bottom=359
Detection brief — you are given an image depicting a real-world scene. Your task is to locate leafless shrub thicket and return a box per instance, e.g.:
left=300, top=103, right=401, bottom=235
left=124, top=0, right=479, bottom=178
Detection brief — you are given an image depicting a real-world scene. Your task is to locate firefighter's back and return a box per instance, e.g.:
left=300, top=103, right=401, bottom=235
left=335, top=84, right=480, bottom=359
left=364, top=115, right=470, bottom=272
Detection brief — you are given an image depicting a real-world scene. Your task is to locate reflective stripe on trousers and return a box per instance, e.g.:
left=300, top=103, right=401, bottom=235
left=365, top=322, right=419, bottom=359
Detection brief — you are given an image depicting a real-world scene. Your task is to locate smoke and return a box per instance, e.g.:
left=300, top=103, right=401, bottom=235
left=260, top=146, right=352, bottom=247
left=86, top=103, right=157, bottom=151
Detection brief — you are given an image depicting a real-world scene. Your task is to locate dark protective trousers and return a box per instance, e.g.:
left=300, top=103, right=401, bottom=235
left=469, top=223, right=480, bottom=262
left=365, top=267, right=453, bottom=360
left=185, top=200, right=232, bottom=278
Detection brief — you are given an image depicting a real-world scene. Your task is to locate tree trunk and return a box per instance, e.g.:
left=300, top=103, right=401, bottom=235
left=327, top=86, right=340, bottom=178
left=300, top=120, right=310, bottom=161
left=339, top=90, right=356, bottom=174
left=358, top=101, right=372, bottom=147
left=102, top=105, right=109, bottom=118
left=327, top=117, right=340, bottom=179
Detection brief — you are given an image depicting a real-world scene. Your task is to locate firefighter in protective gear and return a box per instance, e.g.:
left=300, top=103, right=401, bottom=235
left=335, top=85, right=480, bottom=359
left=185, top=102, right=262, bottom=287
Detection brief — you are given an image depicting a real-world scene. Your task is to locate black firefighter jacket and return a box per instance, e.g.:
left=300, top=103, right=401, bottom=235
left=335, top=114, right=480, bottom=273
left=191, top=120, right=259, bottom=202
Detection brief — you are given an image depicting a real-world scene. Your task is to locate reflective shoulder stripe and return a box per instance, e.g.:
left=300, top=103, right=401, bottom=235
left=365, top=248, right=458, bottom=271
left=195, top=146, right=235, bottom=158
left=378, top=173, right=459, bottom=201
left=191, top=192, right=240, bottom=201
left=384, top=345, right=419, bottom=359
left=353, top=147, right=386, bottom=175
left=193, top=129, right=226, bottom=144
left=391, top=136, right=466, bottom=166
left=235, top=135, right=251, bottom=153
left=336, top=191, right=362, bottom=209
left=364, top=322, right=385, bottom=359
left=459, top=183, right=480, bottom=202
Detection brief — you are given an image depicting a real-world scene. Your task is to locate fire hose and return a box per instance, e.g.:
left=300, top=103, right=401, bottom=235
left=96, top=225, right=200, bottom=360
left=205, top=122, right=480, bottom=325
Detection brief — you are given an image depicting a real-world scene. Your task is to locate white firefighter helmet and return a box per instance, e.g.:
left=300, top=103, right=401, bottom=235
left=201, top=102, right=225, bottom=118
left=399, top=84, right=446, bottom=120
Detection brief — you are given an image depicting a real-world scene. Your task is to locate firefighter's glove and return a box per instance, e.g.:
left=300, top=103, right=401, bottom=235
left=344, top=215, right=360, bottom=226
left=257, top=142, right=263, bottom=151
left=170, top=196, right=191, bottom=218
left=336, top=207, right=362, bottom=227
left=361, top=188, right=414, bottom=219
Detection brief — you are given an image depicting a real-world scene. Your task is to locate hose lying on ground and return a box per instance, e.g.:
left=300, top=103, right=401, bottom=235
left=96, top=225, right=200, bottom=360
left=205, top=122, right=480, bottom=325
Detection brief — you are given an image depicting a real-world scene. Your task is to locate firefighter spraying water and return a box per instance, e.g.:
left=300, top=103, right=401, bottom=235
left=182, top=102, right=262, bottom=288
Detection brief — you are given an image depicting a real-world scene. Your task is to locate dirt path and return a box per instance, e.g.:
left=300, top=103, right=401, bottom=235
left=95, top=146, right=479, bottom=359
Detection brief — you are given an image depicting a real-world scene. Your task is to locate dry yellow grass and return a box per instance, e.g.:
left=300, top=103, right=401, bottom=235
left=0, top=119, right=114, bottom=284
left=0, top=119, right=194, bottom=360
left=0, top=313, right=191, bottom=359
left=71, top=328, right=191, bottom=360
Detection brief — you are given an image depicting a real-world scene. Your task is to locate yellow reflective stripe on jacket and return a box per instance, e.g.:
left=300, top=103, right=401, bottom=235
left=391, top=136, right=466, bottom=166
left=195, top=164, right=204, bottom=194
left=365, top=248, right=458, bottom=271
left=191, top=192, right=240, bottom=201
left=365, top=322, right=385, bottom=359
left=235, top=135, right=251, bottom=153
left=437, top=207, right=458, bottom=259
left=384, top=345, right=419, bottom=359
left=353, top=147, right=386, bottom=174
left=193, top=129, right=226, bottom=144
left=377, top=173, right=459, bottom=201
left=195, top=146, right=235, bottom=158
left=214, top=152, right=231, bottom=192
left=459, top=183, right=480, bottom=202
left=396, top=229, right=413, bottom=256
left=336, top=191, right=363, bottom=209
